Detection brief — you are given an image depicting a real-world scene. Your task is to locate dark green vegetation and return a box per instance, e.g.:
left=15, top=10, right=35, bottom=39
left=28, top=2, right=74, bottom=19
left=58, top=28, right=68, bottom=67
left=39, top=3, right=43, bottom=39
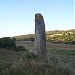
left=0, top=37, right=26, bottom=51
left=0, top=37, right=16, bottom=49
left=14, top=29, right=75, bottom=44
left=0, top=41, right=75, bottom=75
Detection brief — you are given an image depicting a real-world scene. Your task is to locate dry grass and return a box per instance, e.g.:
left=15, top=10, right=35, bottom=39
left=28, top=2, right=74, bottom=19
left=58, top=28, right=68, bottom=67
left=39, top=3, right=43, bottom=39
left=0, top=41, right=75, bottom=75
left=16, top=41, right=34, bottom=50
left=16, top=41, right=75, bottom=50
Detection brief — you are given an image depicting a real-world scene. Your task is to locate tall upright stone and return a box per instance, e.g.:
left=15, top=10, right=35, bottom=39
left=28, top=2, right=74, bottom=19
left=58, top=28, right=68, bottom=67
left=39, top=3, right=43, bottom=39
left=34, top=13, right=46, bottom=60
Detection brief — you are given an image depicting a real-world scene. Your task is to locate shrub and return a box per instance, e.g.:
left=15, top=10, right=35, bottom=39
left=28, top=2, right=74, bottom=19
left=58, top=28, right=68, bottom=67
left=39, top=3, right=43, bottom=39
left=25, top=52, right=36, bottom=59
left=15, top=46, right=26, bottom=51
left=20, top=51, right=38, bottom=60
left=70, top=41, right=75, bottom=45
left=0, top=37, right=16, bottom=49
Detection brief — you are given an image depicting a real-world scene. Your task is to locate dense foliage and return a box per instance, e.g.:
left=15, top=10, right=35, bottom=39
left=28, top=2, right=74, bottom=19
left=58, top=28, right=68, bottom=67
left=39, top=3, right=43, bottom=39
left=0, top=37, right=16, bottom=49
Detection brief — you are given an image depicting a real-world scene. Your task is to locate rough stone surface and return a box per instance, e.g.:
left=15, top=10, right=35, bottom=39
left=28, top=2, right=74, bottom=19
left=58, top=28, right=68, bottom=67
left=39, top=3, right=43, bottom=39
left=34, top=13, right=46, bottom=60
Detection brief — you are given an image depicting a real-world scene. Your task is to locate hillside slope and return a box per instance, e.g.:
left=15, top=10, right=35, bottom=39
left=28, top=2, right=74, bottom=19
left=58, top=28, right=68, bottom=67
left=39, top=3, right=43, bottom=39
left=14, top=29, right=75, bottom=44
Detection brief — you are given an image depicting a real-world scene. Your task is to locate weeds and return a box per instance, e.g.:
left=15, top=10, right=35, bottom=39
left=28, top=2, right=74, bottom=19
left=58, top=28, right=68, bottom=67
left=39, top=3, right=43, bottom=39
left=0, top=41, right=75, bottom=75
left=0, top=53, right=72, bottom=75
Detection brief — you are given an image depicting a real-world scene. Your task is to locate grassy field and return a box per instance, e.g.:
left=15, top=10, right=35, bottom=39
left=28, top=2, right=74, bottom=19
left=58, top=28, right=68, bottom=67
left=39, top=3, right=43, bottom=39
left=0, top=41, right=75, bottom=75
left=16, top=41, right=75, bottom=50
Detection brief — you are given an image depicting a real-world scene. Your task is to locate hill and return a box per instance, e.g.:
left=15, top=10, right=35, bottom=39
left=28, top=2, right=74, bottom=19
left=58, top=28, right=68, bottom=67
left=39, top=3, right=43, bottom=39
left=13, top=29, right=75, bottom=44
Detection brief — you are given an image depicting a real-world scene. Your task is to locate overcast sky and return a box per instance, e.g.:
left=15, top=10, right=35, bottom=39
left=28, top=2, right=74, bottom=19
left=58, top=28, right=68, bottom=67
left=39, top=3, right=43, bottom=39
left=0, top=0, right=74, bottom=37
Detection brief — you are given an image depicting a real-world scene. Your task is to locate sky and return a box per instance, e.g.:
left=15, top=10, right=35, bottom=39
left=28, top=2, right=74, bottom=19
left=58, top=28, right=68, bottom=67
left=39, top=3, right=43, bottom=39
left=0, top=0, right=74, bottom=37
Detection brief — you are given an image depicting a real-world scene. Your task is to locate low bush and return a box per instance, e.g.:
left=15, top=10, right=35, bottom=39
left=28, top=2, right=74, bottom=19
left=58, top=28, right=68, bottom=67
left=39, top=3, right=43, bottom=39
left=0, top=37, right=16, bottom=49
left=70, top=41, right=75, bottom=45
left=24, top=51, right=37, bottom=59
left=15, top=46, right=26, bottom=51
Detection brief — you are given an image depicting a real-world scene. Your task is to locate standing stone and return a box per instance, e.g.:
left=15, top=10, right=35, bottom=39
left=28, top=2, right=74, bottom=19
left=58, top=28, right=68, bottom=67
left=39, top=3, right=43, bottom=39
left=34, top=13, right=46, bottom=60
